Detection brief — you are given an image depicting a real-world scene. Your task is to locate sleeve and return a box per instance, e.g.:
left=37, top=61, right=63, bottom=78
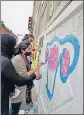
left=12, top=58, right=28, bottom=76
left=2, top=61, right=36, bottom=86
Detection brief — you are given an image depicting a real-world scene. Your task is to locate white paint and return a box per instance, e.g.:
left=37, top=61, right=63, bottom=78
left=46, top=1, right=83, bottom=35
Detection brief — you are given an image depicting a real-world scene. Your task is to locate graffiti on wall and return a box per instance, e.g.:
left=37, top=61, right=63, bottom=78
left=45, top=35, right=80, bottom=100
left=33, top=41, right=38, bottom=68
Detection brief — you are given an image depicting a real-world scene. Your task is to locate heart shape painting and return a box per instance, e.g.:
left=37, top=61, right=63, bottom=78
left=45, top=35, right=80, bottom=100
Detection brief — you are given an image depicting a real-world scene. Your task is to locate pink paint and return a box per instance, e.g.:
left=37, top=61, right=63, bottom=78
left=61, top=49, right=70, bottom=77
left=49, top=45, right=59, bottom=71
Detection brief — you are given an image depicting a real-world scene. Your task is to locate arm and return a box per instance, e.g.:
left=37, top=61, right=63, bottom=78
left=12, top=57, right=37, bottom=77
left=25, top=68, right=37, bottom=76
left=26, top=62, right=44, bottom=76
left=3, top=61, right=36, bottom=86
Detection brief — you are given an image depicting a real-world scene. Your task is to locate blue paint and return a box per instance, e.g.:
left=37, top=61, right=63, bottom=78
left=45, top=36, right=60, bottom=100
left=45, top=35, right=80, bottom=100
left=60, top=35, right=80, bottom=83
left=46, top=60, right=59, bottom=100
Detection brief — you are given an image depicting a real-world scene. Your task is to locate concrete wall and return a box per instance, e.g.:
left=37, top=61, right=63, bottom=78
left=32, top=1, right=83, bottom=114
left=32, top=1, right=71, bottom=41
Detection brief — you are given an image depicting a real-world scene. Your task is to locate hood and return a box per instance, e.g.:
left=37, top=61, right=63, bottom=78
left=1, top=34, right=16, bottom=59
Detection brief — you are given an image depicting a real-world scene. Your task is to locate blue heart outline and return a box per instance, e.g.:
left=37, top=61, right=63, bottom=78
left=45, top=36, right=60, bottom=100
left=60, top=35, right=80, bottom=83
left=45, top=35, right=80, bottom=100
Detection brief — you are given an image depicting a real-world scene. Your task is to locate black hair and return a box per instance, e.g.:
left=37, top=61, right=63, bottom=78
left=22, top=34, right=29, bottom=41
left=14, top=41, right=31, bottom=56
left=22, top=34, right=34, bottom=42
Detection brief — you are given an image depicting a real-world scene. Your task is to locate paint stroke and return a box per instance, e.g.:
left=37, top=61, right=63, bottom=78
left=60, top=35, right=80, bottom=83
left=61, top=48, right=70, bottom=77
left=49, top=45, right=59, bottom=71
left=45, top=35, right=80, bottom=100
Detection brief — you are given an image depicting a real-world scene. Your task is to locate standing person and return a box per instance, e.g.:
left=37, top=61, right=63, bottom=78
left=22, top=34, right=34, bottom=43
left=10, top=40, right=42, bottom=115
left=22, top=34, right=40, bottom=106
left=24, top=43, right=40, bottom=106
left=1, top=34, right=41, bottom=115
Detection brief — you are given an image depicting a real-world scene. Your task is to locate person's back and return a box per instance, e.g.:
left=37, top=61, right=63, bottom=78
left=1, top=34, right=16, bottom=115
left=1, top=34, right=40, bottom=115
left=1, top=55, right=15, bottom=115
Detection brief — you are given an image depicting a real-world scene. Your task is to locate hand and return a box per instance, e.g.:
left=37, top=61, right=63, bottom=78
left=36, top=62, right=44, bottom=69
left=35, top=71, right=41, bottom=80
left=38, top=45, right=41, bottom=49
left=35, top=45, right=40, bottom=50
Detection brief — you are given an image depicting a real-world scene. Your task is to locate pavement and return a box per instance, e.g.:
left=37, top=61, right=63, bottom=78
left=20, top=101, right=33, bottom=112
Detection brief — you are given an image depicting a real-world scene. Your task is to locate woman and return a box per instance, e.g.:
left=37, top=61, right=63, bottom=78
left=1, top=34, right=41, bottom=115
left=10, top=40, right=42, bottom=114
left=22, top=35, right=40, bottom=106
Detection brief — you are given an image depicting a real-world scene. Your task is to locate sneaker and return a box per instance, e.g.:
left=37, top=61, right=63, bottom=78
left=18, top=110, right=26, bottom=115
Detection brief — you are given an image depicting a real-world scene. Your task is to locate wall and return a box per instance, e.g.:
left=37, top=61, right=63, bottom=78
left=0, top=26, right=18, bottom=44
left=0, top=26, right=16, bottom=38
left=32, top=1, right=71, bottom=41
left=33, top=1, right=83, bottom=114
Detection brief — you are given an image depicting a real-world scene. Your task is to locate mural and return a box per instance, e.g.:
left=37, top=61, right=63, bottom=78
left=45, top=35, right=80, bottom=100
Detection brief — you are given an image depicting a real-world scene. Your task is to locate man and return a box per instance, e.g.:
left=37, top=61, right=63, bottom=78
left=1, top=34, right=41, bottom=115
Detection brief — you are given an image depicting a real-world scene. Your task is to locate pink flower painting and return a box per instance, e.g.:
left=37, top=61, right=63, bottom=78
left=61, top=49, right=70, bottom=77
left=49, top=45, right=59, bottom=71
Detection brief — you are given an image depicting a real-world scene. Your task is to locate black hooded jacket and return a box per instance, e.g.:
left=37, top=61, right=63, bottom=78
left=1, top=34, right=36, bottom=115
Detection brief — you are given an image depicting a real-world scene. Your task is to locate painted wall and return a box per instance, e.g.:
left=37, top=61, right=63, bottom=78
left=32, top=41, right=39, bottom=68
left=34, top=1, right=83, bottom=114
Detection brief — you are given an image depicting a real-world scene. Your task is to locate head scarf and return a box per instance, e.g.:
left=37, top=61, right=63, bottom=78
left=1, top=34, right=16, bottom=59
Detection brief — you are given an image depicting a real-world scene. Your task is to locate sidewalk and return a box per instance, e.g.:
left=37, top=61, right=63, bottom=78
left=19, top=101, right=38, bottom=114
left=20, top=101, right=33, bottom=112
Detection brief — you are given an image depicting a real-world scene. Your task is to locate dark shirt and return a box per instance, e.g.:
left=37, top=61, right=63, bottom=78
left=1, top=55, right=36, bottom=115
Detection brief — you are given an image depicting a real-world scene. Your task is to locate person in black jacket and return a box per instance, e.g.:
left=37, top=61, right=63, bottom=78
left=1, top=34, right=40, bottom=115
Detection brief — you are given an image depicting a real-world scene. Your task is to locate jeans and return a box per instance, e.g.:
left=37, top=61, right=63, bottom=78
left=9, top=102, right=22, bottom=115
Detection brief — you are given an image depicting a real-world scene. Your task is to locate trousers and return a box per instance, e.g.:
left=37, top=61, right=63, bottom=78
left=9, top=102, right=22, bottom=115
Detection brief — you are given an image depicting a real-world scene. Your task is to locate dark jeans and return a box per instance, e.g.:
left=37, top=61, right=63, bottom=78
left=26, top=82, right=34, bottom=104
left=10, top=102, right=22, bottom=115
